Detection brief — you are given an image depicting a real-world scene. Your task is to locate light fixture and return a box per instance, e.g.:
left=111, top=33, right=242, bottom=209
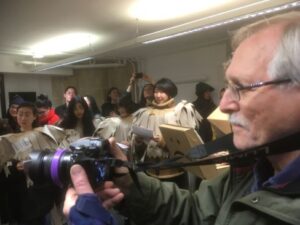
left=19, top=61, right=47, bottom=66
left=35, top=57, right=93, bottom=72
left=139, top=1, right=300, bottom=44
left=129, top=0, right=233, bottom=21
left=28, top=32, right=99, bottom=58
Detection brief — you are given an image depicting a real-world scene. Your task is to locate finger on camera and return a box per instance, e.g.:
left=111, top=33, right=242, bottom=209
left=99, top=187, right=121, bottom=199
left=70, top=164, right=94, bottom=194
left=63, top=188, right=77, bottom=216
left=102, top=193, right=125, bottom=209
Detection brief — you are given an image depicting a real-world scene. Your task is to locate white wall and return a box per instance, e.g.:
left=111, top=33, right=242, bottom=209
left=142, top=42, right=228, bottom=104
left=3, top=74, right=53, bottom=111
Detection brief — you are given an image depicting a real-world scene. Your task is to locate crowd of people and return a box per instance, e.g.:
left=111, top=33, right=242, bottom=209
left=1, top=10, right=299, bottom=225
left=0, top=71, right=218, bottom=225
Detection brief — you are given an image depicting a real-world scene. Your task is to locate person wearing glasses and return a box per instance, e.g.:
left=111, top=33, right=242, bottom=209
left=35, top=94, right=60, bottom=126
left=63, top=12, right=300, bottom=225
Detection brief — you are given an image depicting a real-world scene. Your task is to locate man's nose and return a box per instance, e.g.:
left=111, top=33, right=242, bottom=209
left=219, top=89, right=239, bottom=114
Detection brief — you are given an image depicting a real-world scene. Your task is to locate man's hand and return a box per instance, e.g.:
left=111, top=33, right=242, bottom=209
left=63, top=164, right=94, bottom=216
left=96, top=137, right=130, bottom=209
left=63, top=137, right=131, bottom=215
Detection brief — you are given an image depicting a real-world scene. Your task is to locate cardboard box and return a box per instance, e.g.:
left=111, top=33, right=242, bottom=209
left=159, top=124, right=227, bottom=179
left=207, top=107, right=232, bottom=135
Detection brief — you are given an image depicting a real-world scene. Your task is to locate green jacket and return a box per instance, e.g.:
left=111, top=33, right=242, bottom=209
left=123, top=168, right=300, bottom=225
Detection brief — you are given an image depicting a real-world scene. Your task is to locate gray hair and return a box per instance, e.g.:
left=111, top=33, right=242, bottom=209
left=231, top=11, right=300, bottom=83
left=268, top=21, right=300, bottom=83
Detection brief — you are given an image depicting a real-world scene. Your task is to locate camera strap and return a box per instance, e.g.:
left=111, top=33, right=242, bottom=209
left=129, top=131, right=300, bottom=172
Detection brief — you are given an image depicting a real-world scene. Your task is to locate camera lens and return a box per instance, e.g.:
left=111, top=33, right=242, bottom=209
left=24, top=138, right=112, bottom=188
left=25, top=149, right=73, bottom=187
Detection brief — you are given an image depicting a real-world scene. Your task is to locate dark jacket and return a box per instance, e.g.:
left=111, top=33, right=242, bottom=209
left=101, top=102, right=118, bottom=117
left=55, top=104, right=68, bottom=119
left=123, top=163, right=300, bottom=225
left=193, top=98, right=216, bottom=142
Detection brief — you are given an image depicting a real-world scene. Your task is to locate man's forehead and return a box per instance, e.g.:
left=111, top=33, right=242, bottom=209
left=225, top=26, right=283, bottom=83
left=66, top=89, right=75, bottom=93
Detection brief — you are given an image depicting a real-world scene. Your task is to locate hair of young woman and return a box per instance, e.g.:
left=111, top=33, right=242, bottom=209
left=139, top=83, right=154, bottom=107
left=83, top=95, right=101, bottom=116
left=6, top=108, right=19, bottom=132
left=106, top=87, right=120, bottom=102
left=60, top=96, right=95, bottom=136
left=119, top=96, right=139, bottom=115
left=17, top=102, right=40, bottom=129
left=154, top=78, right=178, bottom=98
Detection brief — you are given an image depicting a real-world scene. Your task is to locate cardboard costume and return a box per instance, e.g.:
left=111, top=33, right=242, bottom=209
left=0, top=125, right=80, bottom=225
left=131, top=99, right=202, bottom=178
left=0, top=125, right=80, bottom=170
left=94, top=116, right=133, bottom=143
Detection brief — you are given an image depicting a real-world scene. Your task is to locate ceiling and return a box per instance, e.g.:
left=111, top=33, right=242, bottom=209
left=0, top=0, right=299, bottom=74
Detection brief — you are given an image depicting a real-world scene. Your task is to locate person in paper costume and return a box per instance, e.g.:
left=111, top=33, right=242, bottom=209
left=131, top=78, right=202, bottom=187
left=95, top=96, right=139, bottom=144
left=0, top=125, right=80, bottom=225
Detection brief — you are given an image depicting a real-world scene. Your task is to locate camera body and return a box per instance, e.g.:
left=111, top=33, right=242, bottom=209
left=25, top=137, right=111, bottom=188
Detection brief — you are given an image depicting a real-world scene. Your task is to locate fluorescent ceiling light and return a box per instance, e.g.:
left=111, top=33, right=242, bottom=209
left=129, top=0, right=234, bottom=21
left=140, top=1, right=300, bottom=44
left=28, top=32, right=99, bottom=58
left=20, top=60, right=47, bottom=65
left=36, top=57, right=93, bottom=72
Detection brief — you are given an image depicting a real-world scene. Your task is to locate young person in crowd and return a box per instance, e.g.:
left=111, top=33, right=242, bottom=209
left=193, top=82, right=217, bottom=142
left=126, top=73, right=154, bottom=108
left=5, top=95, right=25, bottom=133
left=138, top=83, right=154, bottom=107
left=35, top=94, right=60, bottom=126
left=83, top=95, right=104, bottom=127
left=55, top=86, right=77, bottom=119
left=101, top=87, right=121, bottom=117
left=95, top=96, right=139, bottom=146
left=131, top=78, right=201, bottom=188
left=0, top=102, right=55, bottom=225
left=16, top=102, right=39, bottom=132
left=59, top=96, right=95, bottom=137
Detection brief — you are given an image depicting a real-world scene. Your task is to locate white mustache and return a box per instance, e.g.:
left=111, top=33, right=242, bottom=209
left=229, top=114, right=249, bottom=129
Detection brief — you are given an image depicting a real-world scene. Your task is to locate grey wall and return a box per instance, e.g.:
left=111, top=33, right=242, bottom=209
left=51, top=65, right=132, bottom=107
left=3, top=74, right=53, bottom=113
left=142, top=42, right=228, bottom=104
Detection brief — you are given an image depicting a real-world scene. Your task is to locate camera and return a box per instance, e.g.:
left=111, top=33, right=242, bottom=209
left=24, top=137, right=112, bottom=188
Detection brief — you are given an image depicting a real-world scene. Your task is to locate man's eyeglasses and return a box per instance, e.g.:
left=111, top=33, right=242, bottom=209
left=226, top=78, right=291, bottom=101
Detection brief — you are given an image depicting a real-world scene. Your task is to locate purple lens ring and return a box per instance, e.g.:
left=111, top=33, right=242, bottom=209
left=50, top=148, right=65, bottom=187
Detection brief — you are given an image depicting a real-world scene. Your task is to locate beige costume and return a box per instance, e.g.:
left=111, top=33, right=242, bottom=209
left=0, top=125, right=80, bottom=225
left=131, top=99, right=202, bottom=178
left=0, top=125, right=81, bottom=170
left=94, top=116, right=133, bottom=142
